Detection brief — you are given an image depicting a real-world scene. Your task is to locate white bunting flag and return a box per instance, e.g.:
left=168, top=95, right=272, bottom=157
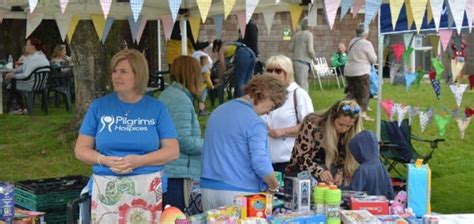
left=308, top=3, right=318, bottom=27
left=246, top=0, right=259, bottom=24
left=447, top=0, right=467, bottom=34
left=262, top=8, right=276, bottom=35
left=450, top=84, right=468, bottom=107
left=397, top=105, right=410, bottom=127
left=59, top=0, right=69, bottom=14
left=100, top=0, right=112, bottom=19
left=466, top=0, right=474, bottom=32
left=325, top=0, right=341, bottom=30
left=213, top=15, right=224, bottom=39
left=55, top=13, right=72, bottom=42
left=455, top=116, right=472, bottom=139
left=130, top=0, right=144, bottom=23
left=169, top=0, right=182, bottom=23
left=430, top=0, right=444, bottom=31
left=419, top=107, right=434, bottom=133
left=26, top=12, right=43, bottom=38
left=29, top=0, right=38, bottom=13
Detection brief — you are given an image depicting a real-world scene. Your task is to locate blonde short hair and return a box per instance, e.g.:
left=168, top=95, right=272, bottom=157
left=265, top=55, right=294, bottom=85
left=110, top=49, right=149, bottom=95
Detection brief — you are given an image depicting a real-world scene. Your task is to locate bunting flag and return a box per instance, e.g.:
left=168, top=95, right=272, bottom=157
left=415, top=68, right=425, bottom=87
left=426, top=1, right=433, bottom=23
left=29, top=0, right=38, bottom=13
left=92, top=15, right=106, bottom=40
left=237, top=11, right=247, bottom=37
left=428, top=35, right=440, bottom=56
left=340, top=0, right=354, bottom=21
left=224, top=0, right=236, bottom=20
left=466, top=0, right=474, bottom=32
left=447, top=0, right=467, bottom=34
left=390, top=0, right=404, bottom=30
left=364, top=0, right=382, bottom=27
left=390, top=62, right=401, bottom=84
left=262, top=9, right=276, bottom=35
left=455, top=116, right=472, bottom=139
left=405, top=0, right=414, bottom=29
left=213, top=15, right=224, bottom=39
left=439, top=29, right=452, bottom=52
left=66, top=15, right=80, bottom=44
left=434, top=114, right=451, bottom=137
left=130, top=0, right=144, bottom=23
left=308, top=3, right=318, bottom=27
left=411, top=0, right=428, bottom=33
left=431, top=57, right=444, bottom=80
left=26, top=12, right=43, bottom=38
left=431, top=78, right=442, bottom=99
left=403, top=33, right=414, bottom=48
left=449, top=84, right=468, bottom=107
left=101, top=17, right=115, bottom=44
left=419, top=107, right=434, bottom=133
left=391, top=103, right=400, bottom=122
left=246, top=0, right=259, bottom=24
left=128, top=16, right=145, bottom=43
left=397, top=104, right=410, bottom=126
left=100, top=0, right=112, bottom=19
left=59, top=0, right=69, bottom=14
left=289, top=4, right=304, bottom=31
left=169, top=0, right=182, bottom=23
left=352, top=0, right=365, bottom=18
left=391, top=43, right=405, bottom=63
left=196, top=0, right=212, bottom=22
left=403, top=46, right=414, bottom=64
left=404, top=71, right=417, bottom=91
left=466, top=107, right=474, bottom=117
left=408, top=106, right=420, bottom=125
left=453, top=34, right=462, bottom=51
left=189, top=16, right=201, bottom=42
left=136, top=16, right=147, bottom=45
left=451, top=59, right=465, bottom=82
left=381, top=100, right=395, bottom=120
left=160, top=15, right=174, bottom=40
left=55, top=13, right=72, bottom=42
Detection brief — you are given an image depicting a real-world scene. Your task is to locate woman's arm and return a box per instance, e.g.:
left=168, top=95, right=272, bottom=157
left=74, top=134, right=122, bottom=167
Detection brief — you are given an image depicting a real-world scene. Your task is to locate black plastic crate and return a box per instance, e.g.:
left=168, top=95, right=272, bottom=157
left=14, top=176, right=88, bottom=211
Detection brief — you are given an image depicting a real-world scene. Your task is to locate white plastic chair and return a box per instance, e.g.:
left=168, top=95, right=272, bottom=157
left=311, top=57, right=344, bottom=89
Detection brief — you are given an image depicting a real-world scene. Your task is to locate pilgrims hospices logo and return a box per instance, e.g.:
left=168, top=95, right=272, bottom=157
left=99, top=115, right=155, bottom=133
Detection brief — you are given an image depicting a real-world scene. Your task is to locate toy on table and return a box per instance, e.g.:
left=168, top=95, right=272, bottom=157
left=160, top=205, right=186, bottom=223
left=391, top=191, right=407, bottom=215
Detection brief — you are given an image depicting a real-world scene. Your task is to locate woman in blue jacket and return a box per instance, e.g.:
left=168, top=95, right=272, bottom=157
left=159, top=56, right=203, bottom=211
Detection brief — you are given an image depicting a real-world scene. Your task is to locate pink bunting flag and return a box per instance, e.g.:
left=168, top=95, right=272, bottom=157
left=352, top=0, right=365, bottom=18
left=160, top=15, right=174, bottom=41
left=381, top=100, right=395, bottom=120
left=391, top=43, right=405, bottom=63
left=325, top=0, right=341, bottom=30
left=100, top=0, right=112, bottom=19
left=236, top=11, right=247, bottom=38
left=439, top=29, right=453, bottom=52
left=59, top=0, right=69, bottom=14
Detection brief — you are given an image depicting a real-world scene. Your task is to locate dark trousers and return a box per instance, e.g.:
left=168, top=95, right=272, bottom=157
left=273, top=162, right=289, bottom=174
left=162, top=178, right=185, bottom=211
left=6, top=80, right=25, bottom=111
left=233, top=46, right=256, bottom=98
left=345, top=74, right=370, bottom=111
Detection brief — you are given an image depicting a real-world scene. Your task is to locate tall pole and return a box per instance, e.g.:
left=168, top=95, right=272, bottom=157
left=376, top=8, right=384, bottom=141
left=157, top=19, right=162, bottom=71
left=180, top=18, right=187, bottom=55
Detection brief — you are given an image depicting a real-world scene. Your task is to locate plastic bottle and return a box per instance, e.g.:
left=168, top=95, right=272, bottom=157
left=325, top=185, right=341, bottom=224
left=312, top=182, right=327, bottom=214
left=6, top=55, right=13, bottom=69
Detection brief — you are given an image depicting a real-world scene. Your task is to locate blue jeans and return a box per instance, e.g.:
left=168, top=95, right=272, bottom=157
left=162, top=178, right=185, bottom=211
left=233, top=46, right=256, bottom=98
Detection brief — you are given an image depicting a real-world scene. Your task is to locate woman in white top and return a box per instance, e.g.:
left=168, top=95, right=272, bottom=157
left=261, top=55, right=314, bottom=173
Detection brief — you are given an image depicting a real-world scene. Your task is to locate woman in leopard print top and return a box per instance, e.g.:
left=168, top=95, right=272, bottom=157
left=286, top=99, right=363, bottom=185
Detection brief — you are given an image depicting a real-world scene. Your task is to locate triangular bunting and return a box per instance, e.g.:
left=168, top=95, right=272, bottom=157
left=136, top=17, right=147, bottom=45
left=390, top=62, right=401, bottom=84
left=308, top=3, right=318, bottom=27
left=455, top=116, right=472, bottom=139
left=246, top=0, right=259, bottom=24
left=439, top=29, right=453, bottom=52
left=404, top=71, right=417, bottom=91
left=411, top=0, right=428, bottom=33
left=431, top=78, right=441, bottom=99
left=428, top=35, right=440, bottom=56
left=434, top=114, right=451, bottom=137
left=100, top=0, right=112, bottom=19
left=419, top=107, right=434, bottom=133
left=408, top=106, right=420, bottom=126
left=189, top=16, right=201, bottom=42
left=364, top=0, right=382, bottom=27
left=29, top=0, right=38, bottom=13
left=55, top=13, right=72, bottom=42
left=403, top=46, right=414, bottom=64
left=196, top=0, right=212, bottom=22
left=66, top=15, right=80, bottom=44
left=101, top=17, right=115, bottom=44
left=403, top=33, right=414, bottom=48
left=340, top=0, right=354, bottom=21
left=466, top=0, right=474, bottom=32
left=390, top=0, right=404, bottom=30
left=92, top=15, right=106, bottom=41
left=160, top=15, right=174, bottom=41
left=26, top=12, right=43, bottom=38
left=415, top=68, right=425, bottom=87
left=128, top=16, right=141, bottom=43
left=213, top=15, right=224, bottom=39
left=237, top=11, right=247, bottom=38
left=450, top=84, right=468, bottom=107
left=169, top=0, right=182, bottom=23
left=352, top=0, right=365, bottom=18
left=224, top=0, right=236, bottom=20
left=381, top=100, right=395, bottom=120
left=262, top=9, right=276, bottom=35
left=130, top=0, right=144, bottom=23
left=431, top=57, right=444, bottom=80
left=451, top=59, right=465, bottom=83
left=59, top=0, right=69, bottom=14
left=405, top=0, right=414, bottom=29
left=397, top=104, right=410, bottom=127
left=426, top=0, right=433, bottom=23
left=447, top=0, right=467, bottom=34
left=289, top=4, right=304, bottom=31
left=391, top=43, right=405, bottom=63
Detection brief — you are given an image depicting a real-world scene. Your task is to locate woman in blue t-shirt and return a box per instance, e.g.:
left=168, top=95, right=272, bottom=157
left=74, top=49, right=179, bottom=223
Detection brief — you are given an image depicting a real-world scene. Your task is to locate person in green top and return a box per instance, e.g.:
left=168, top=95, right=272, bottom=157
left=331, top=43, right=348, bottom=76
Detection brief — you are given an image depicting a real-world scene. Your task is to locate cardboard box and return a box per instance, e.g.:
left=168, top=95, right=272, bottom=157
left=233, top=193, right=272, bottom=219
left=351, top=196, right=390, bottom=215
left=283, top=177, right=311, bottom=212
left=341, top=210, right=382, bottom=224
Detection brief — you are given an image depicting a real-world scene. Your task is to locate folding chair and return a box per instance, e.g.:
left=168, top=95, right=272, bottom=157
left=311, top=57, right=343, bottom=90
left=379, top=119, right=444, bottom=178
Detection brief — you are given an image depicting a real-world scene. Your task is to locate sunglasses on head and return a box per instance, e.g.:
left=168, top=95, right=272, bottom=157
left=339, top=104, right=361, bottom=116
left=266, top=68, right=284, bottom=74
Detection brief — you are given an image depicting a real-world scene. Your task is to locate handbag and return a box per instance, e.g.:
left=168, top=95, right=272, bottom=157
left=407, top=159, right=431, bottom=218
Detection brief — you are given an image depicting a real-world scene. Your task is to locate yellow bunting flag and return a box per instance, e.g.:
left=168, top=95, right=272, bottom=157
left=406, top=0, right=414, bottom=30
left=411, top=0, right=428, bottom=33
left=224, top=0, right=236, bottom=20
left=426, top=0, right=433, bottom=23
left=390, top=0, right=404, bottom=30
left=289, top=4, right=303, bottom=31
left=66, top=15, right=80, bottom=44
left=91, top=15, right=105, bottom=40
left=196, top=0, right=211, bottom=22
left=189, top=16, right=201, bottom=41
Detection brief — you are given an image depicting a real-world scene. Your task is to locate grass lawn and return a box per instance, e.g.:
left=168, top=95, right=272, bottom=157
left=1, top=78, right=473, bottom=213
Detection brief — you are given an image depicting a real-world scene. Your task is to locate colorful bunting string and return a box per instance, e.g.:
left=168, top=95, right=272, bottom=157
left=431, top=58, right=444, bottom=80
left=447, top=0, right=467, bottom=34
left=430, top=0, right=444, bottom=32
left=410, top=0, right=428, bottom=33
left=439, top=29, right=453, bottom=52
